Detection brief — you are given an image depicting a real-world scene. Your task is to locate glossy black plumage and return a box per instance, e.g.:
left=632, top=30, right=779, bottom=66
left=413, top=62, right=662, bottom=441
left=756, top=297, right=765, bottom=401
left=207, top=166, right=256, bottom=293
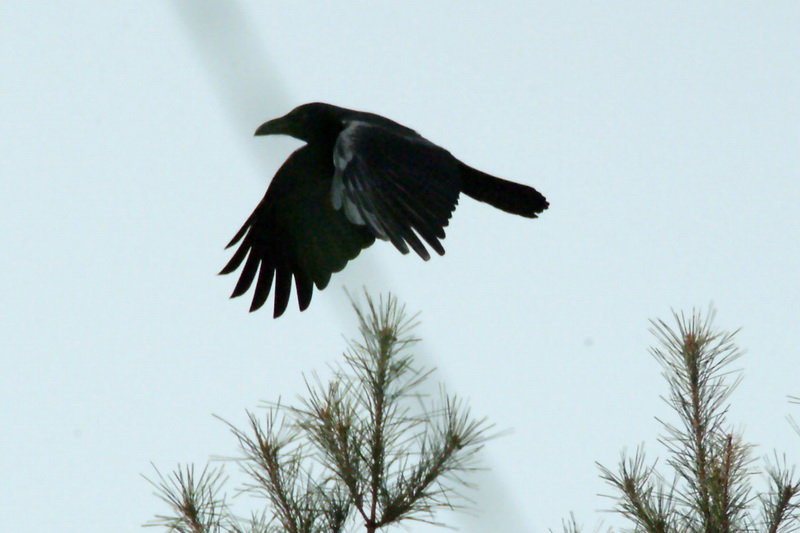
left=221, top=102, right=549, bottom=317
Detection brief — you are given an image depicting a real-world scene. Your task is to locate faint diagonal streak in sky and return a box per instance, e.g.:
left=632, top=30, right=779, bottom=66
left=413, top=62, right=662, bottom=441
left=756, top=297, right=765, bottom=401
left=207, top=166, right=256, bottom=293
left=168, top=1, right=287, bottom=156
left=167, top=1, right=389, bottom=329
left=166, top=4, right=534, bottom=532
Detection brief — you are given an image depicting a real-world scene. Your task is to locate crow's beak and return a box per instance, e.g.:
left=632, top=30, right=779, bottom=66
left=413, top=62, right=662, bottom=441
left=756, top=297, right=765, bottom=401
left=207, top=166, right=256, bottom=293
left=255, top=117, right=284, bottom=136
left=254, top=115, right=291, bottom=137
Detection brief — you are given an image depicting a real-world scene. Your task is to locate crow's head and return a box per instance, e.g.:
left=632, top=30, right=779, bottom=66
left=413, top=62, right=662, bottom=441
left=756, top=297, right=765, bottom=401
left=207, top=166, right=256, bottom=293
left=255, top=102, right=342, bottom=143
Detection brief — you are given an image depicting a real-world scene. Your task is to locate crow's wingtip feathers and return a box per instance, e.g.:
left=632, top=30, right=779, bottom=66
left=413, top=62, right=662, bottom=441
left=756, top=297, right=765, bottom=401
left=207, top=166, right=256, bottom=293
left=219, top=264, right=237, bottom=276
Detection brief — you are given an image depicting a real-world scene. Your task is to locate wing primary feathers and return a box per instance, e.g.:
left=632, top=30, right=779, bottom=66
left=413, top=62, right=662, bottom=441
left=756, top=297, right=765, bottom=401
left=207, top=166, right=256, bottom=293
left=355, top=181, right=413, bottom=255
left=403, top=229, right=432, bottom=260
left=231, top=249, right=260, bottom=298
left=273, top=266, right=293, bottom=318
left=380, top=175, right=451, bottom=255
left=340, top=159, right=439, bottom=259
left=379, top=167, right=454, bottom=256
left=333, top=124, right=461, bottom=261
left=294, top=269, right=313, bottom=311
left=221, top=142, right=376, bottom=317
left=225, top=220, right=252, bottom=249
left=219, top=240, right=250, bottom=275
left=249, top=262, right=275, bottom=312
left=373, top=188, right=431, bottom=260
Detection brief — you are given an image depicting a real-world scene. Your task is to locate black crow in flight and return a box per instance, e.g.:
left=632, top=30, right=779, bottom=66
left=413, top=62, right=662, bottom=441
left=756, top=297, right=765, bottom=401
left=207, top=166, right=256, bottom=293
left=220, top=102, right=549, bottom=317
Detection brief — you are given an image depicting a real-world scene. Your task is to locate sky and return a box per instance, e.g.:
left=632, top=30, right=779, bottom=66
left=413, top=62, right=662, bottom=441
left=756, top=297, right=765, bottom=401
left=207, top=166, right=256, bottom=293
left=2, top=2, right=799, bottom=532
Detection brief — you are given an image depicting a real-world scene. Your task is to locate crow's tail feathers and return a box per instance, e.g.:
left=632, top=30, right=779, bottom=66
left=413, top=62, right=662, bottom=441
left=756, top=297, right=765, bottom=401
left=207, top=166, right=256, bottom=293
left=458, top=162, right=549, bottom=218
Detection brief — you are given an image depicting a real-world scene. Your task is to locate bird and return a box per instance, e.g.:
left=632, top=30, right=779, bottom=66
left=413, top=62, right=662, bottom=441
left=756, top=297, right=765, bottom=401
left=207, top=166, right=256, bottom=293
left=220, top=102, right=549, bottom=317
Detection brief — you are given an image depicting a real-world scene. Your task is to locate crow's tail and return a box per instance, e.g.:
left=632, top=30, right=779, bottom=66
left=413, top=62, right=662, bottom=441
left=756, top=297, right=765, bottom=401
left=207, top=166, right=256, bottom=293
left=458, top=162, right=549, bottom=218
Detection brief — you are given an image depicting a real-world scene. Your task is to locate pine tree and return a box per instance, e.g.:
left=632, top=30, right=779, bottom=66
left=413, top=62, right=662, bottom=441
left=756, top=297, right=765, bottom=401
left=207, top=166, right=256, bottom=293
left=147, top=294, right=491, bottom=533
left=568, top=309, right=800, bottom=533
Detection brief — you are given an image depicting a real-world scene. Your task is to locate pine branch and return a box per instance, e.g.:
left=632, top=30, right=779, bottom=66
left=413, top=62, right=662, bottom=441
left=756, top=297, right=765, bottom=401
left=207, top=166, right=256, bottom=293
left=145, top=463, right=231, bottom=533
left=150, top=291, right=491, bottom=533
left=598, top=449, right=675, bottom=533
left=592, top=308, right=798, bottom=533
left=761, top=459, right=800, bottom=533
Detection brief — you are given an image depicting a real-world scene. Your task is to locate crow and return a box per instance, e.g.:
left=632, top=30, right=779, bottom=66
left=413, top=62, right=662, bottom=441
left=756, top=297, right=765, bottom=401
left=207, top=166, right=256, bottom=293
left=220, top=102, right=549, bottom=317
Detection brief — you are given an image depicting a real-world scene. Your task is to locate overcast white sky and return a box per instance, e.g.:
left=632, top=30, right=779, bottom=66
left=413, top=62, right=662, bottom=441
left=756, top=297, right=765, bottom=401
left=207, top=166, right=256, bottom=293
left=3, top=2, right=799, bottom=532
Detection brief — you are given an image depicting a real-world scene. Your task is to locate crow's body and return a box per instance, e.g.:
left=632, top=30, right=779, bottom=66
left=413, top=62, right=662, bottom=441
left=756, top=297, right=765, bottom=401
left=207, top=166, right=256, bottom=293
left=221, top=103, right=549, bottom=317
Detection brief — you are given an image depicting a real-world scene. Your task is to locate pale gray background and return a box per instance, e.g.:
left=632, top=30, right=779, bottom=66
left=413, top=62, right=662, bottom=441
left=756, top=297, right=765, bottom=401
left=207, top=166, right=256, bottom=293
left=2, top=2, right=799, bottom=532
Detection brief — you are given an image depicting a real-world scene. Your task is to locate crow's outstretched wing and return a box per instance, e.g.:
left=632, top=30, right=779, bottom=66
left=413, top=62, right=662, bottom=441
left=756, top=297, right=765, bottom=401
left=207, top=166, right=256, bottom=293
left=220, top=143, right=375, bottom=317
left=331, top=121, right=461, bottom=260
